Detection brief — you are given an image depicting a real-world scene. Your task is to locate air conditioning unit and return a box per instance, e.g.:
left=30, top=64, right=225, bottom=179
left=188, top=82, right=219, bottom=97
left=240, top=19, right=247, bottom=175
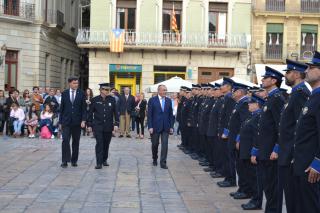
left=57, top=10, right=65, bottom=28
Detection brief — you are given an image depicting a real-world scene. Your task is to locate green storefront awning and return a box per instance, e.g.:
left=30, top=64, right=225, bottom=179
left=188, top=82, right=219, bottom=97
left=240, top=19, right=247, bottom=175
left=301, top=25, right=318, bottom=34
left=109, top=64, right=142, bottom=72
left=267, top=23, right=284, bottom=33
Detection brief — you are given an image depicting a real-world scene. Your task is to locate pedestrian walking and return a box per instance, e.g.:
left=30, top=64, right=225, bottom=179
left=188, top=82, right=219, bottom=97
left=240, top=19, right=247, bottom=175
left=147, top=85, right=174, bottom=169
left=87, top=83, right=119, bottom=169
left=59, top=77, right=86, bottom=168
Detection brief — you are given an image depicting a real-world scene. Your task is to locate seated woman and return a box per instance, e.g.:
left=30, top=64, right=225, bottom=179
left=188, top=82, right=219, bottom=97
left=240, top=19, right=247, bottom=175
left=39, top=104, right=54, bottom=139
left=9, top=103, right=25, bottom=137
left=25, top=104, right=39, bottom=138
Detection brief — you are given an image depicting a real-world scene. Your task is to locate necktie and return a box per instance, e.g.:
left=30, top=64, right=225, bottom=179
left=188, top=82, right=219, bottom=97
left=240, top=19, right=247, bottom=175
left=71, top=90, right=75, bottom=103
left=161, top=97, right=165, bottom=112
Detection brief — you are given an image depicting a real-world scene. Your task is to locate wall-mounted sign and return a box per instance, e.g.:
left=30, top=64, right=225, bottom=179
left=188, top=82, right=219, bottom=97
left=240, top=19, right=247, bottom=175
left=109, top=64, right=142, bottom=72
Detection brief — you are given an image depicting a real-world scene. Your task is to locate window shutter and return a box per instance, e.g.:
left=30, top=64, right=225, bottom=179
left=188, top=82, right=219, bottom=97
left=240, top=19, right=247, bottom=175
left=301, top=25, right=318, bottom=34
left=267, top=23, right=284, bottom=33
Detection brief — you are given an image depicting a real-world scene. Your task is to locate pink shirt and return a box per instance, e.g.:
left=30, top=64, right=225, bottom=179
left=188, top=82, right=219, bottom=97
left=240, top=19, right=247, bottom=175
left=10, top=108, right=25, bottom=121
left=40, top=112, right=53, bottom=120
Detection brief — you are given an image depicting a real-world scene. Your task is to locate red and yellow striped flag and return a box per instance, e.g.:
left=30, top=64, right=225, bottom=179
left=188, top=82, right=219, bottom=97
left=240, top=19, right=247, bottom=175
left=110, top=29, right=125, bottom=53
left=171, top=5, right=179, bottom=33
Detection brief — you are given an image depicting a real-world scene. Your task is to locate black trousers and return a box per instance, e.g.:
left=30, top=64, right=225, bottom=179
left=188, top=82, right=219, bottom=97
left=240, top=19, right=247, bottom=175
left=191, top=127, right=199, bottom=152
left=206, top=136, right=215, bottom=167
left=212, top=136, right=223, bottom=173
left=221, top=138, right=229, bottom=178
left=226, top=147, right=237, bottom=184
left=294, top=175, right=320, bottom=213
left=184, top=126, right=192, bottom=149
left=242, top=160, right=256, bottom=196
left=151, top=131, right=169, bottom=166
left=277, top=165, right=294, bottom=213
left=199, top=134, right=206, bottom=157
left=261, top=160, right=278, bottom=213
left=95, top=131, right=112, bottom=165
left=250, top=162, right=263, bottom=207
left=135, top=116, right=145, bottom=135
left=180, top=126, right=186, bottom=146
left=61, top=125, right=81, bottom=163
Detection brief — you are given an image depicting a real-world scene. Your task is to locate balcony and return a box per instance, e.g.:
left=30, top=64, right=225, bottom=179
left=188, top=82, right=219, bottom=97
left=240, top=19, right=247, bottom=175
left=76, top=29, right=249, bottom=51
left=300, top=44, right=317, bottom=60
left=0, top=1, right=35, bottom=22
left=43, top=9, right=65, bottom=28
left=253, top=0, right=320, bottom=16
left=301, top=0, right=320, bottom=13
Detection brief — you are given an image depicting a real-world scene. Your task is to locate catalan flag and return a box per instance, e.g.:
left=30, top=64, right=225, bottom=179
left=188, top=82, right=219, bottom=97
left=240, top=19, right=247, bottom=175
left=171, top=5, right=178, bottom=33
left=110, top=29, right=125, bottom=53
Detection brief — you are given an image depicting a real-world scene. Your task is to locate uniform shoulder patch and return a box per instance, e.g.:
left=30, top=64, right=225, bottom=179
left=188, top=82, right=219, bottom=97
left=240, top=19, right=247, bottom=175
left=263, top=106, right=268, bottom=112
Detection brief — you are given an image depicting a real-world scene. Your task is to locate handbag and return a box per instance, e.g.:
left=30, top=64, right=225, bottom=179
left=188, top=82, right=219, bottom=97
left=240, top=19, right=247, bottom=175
left=40, top=126, right=52, bottom=139
left=131, top=110, right=139, bottom=118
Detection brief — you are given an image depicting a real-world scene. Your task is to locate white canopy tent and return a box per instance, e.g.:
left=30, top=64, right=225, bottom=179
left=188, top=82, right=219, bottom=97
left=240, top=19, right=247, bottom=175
left=146, top=76, right=193, bottom=93
left=210, top=76, right=259, bottom=88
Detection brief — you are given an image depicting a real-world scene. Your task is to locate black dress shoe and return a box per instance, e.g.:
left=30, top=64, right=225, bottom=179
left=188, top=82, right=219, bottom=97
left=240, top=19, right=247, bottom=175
left=160, top=165, right=168, bottom=169
left=229, top=191, right=239, bottom=197
left=119, top=135, right=124, bottom=138
left=61, top=162, right=68, bottom=168
left=71, top=163, right=78, bottom=167
left=203, top=167, right=213, bottom=172
left=103, top=161, right=109, bottom=166
left=199, top=162, right=210, bottom=167
left=95, top=165, right=102, bottom=169
left=126, top=135, right=131, bottom=138
left=211, top=173, right=223, bottom=178
left=233, top=192, right=251, bottom=199
left=241, top=202, right=262, bottom=210
left=217, top=181, right=236, bottom=187
left=153, top=161, right=157, bottom=166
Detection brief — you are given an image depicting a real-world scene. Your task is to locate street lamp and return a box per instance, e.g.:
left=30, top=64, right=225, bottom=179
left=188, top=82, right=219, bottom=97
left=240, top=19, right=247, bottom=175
left=0, top=44, right=7, bottom=66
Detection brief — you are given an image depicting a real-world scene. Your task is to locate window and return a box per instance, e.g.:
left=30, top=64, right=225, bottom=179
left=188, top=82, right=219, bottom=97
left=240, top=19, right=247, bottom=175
left=45, top=53, right=50, bottom=87
left=162, top=1, right=182, bottom=33
left=301, top=25, right=318, bottom=59
left=116, top=1, right=136, bottom=31
left=4, top=0, right=20, bottom=16
left=154, top=66, right=185, bottom=84
left=5, top=50, right=18, bottom=91
left=266, top=23, right=283, bottom=59
left=208, top=2, right=228, bottom=40
left=266, top=0, right=285, bottom=12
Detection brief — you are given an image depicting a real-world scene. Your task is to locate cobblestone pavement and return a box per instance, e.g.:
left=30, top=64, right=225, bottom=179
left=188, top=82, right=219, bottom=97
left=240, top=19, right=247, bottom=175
left=0, top=134, right=266, bottom=213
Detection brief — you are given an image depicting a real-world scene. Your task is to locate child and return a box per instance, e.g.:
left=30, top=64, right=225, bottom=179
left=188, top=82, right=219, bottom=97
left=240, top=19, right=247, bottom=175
left=40, top=104, right=54, bottom=139
left=25, top=104, right=39, bottom=138
left=10, top=103, right=25, bottom=137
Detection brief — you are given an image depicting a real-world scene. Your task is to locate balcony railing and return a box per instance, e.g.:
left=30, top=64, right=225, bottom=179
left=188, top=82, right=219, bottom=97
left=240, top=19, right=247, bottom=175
left=266, top=0, right=285, bottom=12
left=301, top=0, right=320, bottom=13
left=76, top=29, right=249, bottom=49
left=43, top=9, right=65, bottom=27
left=0, top=1, right=35, bottom=21
left=253, top=0, right=320, bottom=14
left=266, top=44, right=283, bottom=59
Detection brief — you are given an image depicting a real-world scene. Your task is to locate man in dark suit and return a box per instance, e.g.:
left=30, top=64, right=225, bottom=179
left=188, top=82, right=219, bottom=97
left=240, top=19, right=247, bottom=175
left=147, top=85, right=174, bottom=169
left=277, top=59, right=310, bottom=213
left=255, top=66, right=285, bottom=213
left=59, top=77, right=86, bottom=168
left=118, top=87, right=135, bottom=138
left=293, top=51, right=320, bottom=213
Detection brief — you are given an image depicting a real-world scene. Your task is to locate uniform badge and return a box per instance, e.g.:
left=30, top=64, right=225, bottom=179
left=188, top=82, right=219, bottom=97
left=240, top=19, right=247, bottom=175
left=222, top=104, right=224, bottom=108
left=302, top=107, right=308, bottom=115
left=284, top=103, right=288, bottom=109
left=263, top=106, right=267, bottom=112
left=205, top=105, right=208, bottom=108
left=195, top=103, right=198, bottom=106
left=232, top=109, right=236, bottom=114
left=109, top=103, right=112, bottom=106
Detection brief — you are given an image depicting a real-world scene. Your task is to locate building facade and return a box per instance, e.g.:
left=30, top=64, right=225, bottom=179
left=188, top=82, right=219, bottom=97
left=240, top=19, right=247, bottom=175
left=252, top=0, right=320, bottom=65
left=77, top=0, right=252, bottom=95
left=0, top=0, right=81, bottom=92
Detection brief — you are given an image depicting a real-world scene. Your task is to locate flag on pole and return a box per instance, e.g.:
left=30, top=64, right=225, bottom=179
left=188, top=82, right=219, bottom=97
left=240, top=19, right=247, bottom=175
left=171, top=5, right=179, bottom=33
left=110, top=29, right=125, bottom=53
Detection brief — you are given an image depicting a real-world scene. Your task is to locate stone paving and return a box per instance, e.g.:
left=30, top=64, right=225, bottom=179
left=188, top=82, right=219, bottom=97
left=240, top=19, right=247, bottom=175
left=0, top=134, right=266, bottom=213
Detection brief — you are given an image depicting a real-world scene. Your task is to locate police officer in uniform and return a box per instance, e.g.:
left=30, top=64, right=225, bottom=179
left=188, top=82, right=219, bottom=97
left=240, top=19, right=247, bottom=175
left=277, top=59, right=310, bottom=213
left=253, top=66, right=285, bottom=212
left=180, top=87, right=193, bottom=151
left=176, top=86, right=185, bottom=149
left=217, top=77, right=236, bottom=187
left=240, top=93, right=265, bottom=210
left=227, top=82, right=251, bottom=199
left=293, top=51, right=320, bottom=213
left=87, top=83, right=120, bottom=169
